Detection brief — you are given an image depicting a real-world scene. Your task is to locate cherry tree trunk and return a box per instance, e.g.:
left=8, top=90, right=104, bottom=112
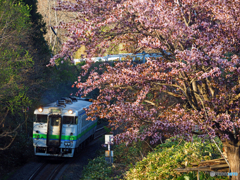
left=223, top=141, right=240, bottom=180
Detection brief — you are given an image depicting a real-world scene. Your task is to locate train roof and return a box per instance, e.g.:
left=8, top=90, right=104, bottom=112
left=46, top=100, right=92, bottom=111
left=34, top=99, right=92, bottom=114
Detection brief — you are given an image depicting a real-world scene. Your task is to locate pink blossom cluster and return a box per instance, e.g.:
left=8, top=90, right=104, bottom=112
left=51, top=0, right=240, bottom=147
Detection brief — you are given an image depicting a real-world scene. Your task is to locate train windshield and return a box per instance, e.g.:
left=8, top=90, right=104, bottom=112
left=49, top=115, right=61, bottom=126
left=63, top=116, right=77, bottom=124
left=35, top=115, right=47, bottom=123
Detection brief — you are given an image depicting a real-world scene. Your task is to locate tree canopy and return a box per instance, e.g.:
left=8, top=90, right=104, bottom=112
left=51, top=0, right=240, bottom=177
left=0, top=0, right=34, bottom=150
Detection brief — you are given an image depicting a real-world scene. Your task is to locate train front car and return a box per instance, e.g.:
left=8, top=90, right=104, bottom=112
left=33, top=98, right=97, bottom=157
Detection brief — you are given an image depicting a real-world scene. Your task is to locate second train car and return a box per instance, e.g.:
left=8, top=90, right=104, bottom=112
left=33, top=97, right=97, bottom=157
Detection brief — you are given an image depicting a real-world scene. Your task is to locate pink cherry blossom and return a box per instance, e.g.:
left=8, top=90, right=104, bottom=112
left=50, top=1, right=240, bottom=175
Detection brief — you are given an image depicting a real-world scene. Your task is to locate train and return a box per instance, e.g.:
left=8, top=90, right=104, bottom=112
left=33, top=97, right=97, bottom=157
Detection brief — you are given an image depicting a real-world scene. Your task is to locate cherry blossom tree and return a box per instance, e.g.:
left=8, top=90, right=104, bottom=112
left=50, top=0, right=240, bottom=177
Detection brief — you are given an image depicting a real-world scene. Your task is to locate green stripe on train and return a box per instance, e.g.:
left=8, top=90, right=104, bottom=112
left=77, top=122, right=97, bottom=139
left=33, top=122, right=97, bottom=140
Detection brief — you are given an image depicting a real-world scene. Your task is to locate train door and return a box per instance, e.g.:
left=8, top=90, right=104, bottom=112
left=77, top=112, right=83, bottom=145
left=47, top=115, right=62, bottom=147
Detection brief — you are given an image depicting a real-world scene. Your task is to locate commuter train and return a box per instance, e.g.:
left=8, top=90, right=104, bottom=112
left=33, top=97, right=97, bottom=157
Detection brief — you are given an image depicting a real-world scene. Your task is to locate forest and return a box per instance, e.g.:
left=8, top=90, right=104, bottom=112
left=0, top=0, right=80, bottom=175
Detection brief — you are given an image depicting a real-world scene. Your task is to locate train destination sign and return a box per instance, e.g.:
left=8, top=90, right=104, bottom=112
left=50, top=109, right=61, bottom=113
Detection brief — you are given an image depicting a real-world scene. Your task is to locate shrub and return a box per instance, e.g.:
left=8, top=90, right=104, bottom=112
left=81, top=156, right=113, bottom=180
left=114, top=141, right=150, bottom=166
left=81, top=140, right=151, bottom=180
left=125, top=136, right=227, bottom=180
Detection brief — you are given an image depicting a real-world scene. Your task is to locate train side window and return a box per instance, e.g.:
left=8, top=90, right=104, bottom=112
left=36, top=115, right=47, bottom=123
left=82, top=114, right=91, bottom=127
left=75, top=117, right=78, bottom=124
left=63, top=116, right=77, bottom=124
left=81, top=114, right=87, bottom=127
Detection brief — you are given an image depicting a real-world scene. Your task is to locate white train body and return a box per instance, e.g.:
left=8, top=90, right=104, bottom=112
left=33, top=98, right=97, bottom=157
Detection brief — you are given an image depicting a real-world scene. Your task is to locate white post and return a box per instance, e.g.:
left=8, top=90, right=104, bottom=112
left=105, top=134, right=114, bottom=164
left=109, top=136, right=111, bottom=163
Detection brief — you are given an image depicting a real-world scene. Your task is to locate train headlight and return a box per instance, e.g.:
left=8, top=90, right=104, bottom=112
left=38, top=107, right=43, bottom=112
left=68, top=109, right=73, bottom=114
left=64, top=142, right=71, bottom=146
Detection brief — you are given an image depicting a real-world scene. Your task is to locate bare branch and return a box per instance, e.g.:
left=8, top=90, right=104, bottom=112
left=144, top=100, right=156, bottom=106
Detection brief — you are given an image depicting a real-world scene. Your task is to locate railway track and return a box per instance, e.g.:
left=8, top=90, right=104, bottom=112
left=28, top=126, right=107, bottom=180
left=94, top=126, right=105, bottom=139
left=28, top=161, right=67, bottom=180
left=28, top=163, right=46, bottom=180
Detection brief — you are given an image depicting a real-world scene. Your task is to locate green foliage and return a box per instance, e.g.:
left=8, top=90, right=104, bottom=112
left=40, top=58, right=81, bottom=104
left=7, top=91, right=31, bottom=115
left=125, top=136, right=224, bottom=180
left=80, top=137, right=227, bottom=180
left=0, top=0, right=31, bottom=32
left=82, top=142, right=149, bottom=180
left=104, top=126, right=112, bottom=133
left=54, top=58, right=78, bottom=83
left=0, top=0, right=33, bottom=154
left=81, top=141, right=149, bottom=180
left=0, top=0, right=33, bottom=122
left=176, top=171, right=228, bottom=180
left=114, top=141, right=146, bottom=166
left=81, top=156, right=113, bottom=180
left=76, top=61, right=86, bottom=67
left=18, top=0, right=48, bottom=48
left=0, top=0, right=50, bottom=176
left=0, top=0, right=33, bottom=117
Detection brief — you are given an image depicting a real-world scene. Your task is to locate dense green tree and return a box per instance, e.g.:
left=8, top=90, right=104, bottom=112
left=15, top=0, right=52, bottom=102
left=0, top=0, right=33, bottom=150
left=0, top=0, right=79, bottom=153
left=19, top=0, right=49, bottom=57
left=21, top=0, right=47, bottom=45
